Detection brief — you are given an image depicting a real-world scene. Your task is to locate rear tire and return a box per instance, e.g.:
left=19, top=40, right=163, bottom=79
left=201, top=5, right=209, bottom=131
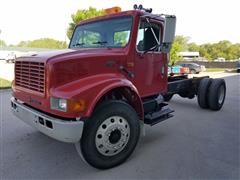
left=197, top=78, right=212, bottom=109
left=207, top=78, right=226, bottom=111
left=80, top=100, right=140, bottom=169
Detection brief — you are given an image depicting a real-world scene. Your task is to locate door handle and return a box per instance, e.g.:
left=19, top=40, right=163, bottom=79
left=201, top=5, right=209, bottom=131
left=161, top=66, right=165, bottom=75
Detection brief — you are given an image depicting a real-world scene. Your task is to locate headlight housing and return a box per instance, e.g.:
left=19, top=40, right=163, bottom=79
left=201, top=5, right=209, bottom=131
left=50, top=97, right=67, bottom=112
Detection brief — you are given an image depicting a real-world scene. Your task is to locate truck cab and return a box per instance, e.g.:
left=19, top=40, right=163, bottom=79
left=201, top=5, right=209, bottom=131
left=11, top=5, right=225, bottom=169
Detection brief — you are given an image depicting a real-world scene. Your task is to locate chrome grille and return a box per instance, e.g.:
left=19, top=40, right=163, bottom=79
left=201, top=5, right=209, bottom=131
left=15, top=61, right=45, bottom=93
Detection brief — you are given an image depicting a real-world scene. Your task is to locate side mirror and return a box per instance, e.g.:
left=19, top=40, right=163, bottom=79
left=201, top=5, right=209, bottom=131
left=162, top=15, right=176, bottom=53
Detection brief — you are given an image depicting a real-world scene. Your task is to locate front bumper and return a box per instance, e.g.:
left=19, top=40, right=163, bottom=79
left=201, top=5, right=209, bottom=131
left=11, top=97, right=84, bottom=143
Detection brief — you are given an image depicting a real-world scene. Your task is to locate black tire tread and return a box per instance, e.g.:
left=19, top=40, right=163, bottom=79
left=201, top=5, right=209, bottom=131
left=207, top=78, right=226, bottom=111
left=197, top=78, right=212, bottom=109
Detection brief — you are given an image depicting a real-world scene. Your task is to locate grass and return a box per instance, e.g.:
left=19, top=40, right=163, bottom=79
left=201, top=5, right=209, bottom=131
left=0, top=78, right=12, bottom=89
left=206, top=68, right=234, bottom=72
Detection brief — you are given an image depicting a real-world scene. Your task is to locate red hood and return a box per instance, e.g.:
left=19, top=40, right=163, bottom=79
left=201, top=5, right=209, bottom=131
left=13, top=47, right=128, bottom=116
left=17, top=49, right=76, bottom=63
left=16, top=48, right=126, bottom=63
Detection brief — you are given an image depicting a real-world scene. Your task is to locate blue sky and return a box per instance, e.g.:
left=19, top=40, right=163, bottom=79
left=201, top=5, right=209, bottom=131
left=0, top=0, right=239, bottom=45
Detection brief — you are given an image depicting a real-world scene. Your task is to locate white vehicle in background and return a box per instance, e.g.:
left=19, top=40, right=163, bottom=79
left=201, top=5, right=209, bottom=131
left=0, top=51, right=9, bottom=61
left=200, top=65, right=206, bottom=72
left=4, top=51, right=37, bottom=63
left=214, top=57, right=226, bottom=62
left=5, top=52, right=16, bottom=63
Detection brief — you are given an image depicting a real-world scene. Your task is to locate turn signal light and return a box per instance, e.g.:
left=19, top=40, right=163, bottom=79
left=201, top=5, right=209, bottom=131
left=68, top=99, right=86, bottom=112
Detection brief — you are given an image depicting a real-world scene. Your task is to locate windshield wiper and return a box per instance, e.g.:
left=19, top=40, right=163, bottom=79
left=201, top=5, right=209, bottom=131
left=92, top=41, right=108, bottom=45
left=72, top=43, right=85, bottom=47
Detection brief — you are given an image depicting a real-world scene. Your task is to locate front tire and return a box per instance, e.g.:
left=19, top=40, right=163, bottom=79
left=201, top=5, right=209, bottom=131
left=80, top=100, right=140, bottom=169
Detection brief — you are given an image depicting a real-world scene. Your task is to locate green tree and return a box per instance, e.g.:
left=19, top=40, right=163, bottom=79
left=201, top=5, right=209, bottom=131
left=198, top=41, right=240, bottom=61
left=199, top=44, right=212, bottom=60
left=170, top=39, right=182, bottom=65
left=174, top=36, right=190, bottom=51
left=18, top=38, right=67, bottom=49
left=0, top=40, right=6, bottom=47
left=170, top=35, right=189, bottom=65
left=227, top=43, right=240, bottom=60
left=187, top=42, right=199, bottom=52
left=67, top=7, right=104, bottom=39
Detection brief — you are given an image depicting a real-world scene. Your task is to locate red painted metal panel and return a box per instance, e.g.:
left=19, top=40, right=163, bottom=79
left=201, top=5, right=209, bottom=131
left=12, top=10, right=168, bottom=119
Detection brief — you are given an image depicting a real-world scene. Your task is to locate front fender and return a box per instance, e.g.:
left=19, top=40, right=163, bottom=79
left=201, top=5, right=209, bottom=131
left=51, top=73, right=143, bottom=118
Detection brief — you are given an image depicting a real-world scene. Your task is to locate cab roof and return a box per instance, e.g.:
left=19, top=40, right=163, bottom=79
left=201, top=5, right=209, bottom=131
left=77, top=10, right=169, bottom=26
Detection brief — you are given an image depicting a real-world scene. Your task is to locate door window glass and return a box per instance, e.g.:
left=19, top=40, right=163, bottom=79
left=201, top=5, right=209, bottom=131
left=136, top=20, right=161, bottom=52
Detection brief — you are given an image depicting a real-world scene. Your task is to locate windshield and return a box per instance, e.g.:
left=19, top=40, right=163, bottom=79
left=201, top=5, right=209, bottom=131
left=69, top=16, right=132, bottom=49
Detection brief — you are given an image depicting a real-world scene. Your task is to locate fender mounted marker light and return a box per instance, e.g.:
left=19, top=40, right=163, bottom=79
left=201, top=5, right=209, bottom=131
left=68, top=99, right=86, bottom=112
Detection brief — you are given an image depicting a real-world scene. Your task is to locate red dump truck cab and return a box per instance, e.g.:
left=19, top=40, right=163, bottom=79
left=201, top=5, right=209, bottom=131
left=12, top=10, right=173, bottom=118
left=11, top=6, right=226, bottom=169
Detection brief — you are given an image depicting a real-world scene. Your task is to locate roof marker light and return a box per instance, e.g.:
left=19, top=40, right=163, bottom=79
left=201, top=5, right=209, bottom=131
left=104, top=7, right=121, bottom=15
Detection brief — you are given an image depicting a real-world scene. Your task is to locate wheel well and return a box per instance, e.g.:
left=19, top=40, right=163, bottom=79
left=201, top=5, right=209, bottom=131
left=94, top=87, right=144, bottom=120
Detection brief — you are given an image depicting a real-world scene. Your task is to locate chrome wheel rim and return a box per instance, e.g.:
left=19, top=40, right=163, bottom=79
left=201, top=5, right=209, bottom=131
left=95, top=116, right=130, bottom=156
left=218, top=85, right=225, bottom=104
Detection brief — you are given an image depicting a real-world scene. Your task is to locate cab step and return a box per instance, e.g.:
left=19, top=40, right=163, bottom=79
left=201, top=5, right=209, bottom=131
left=144, top=106, right=174, bottom=126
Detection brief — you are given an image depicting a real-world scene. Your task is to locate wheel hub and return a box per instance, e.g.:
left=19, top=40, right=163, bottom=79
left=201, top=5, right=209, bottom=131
left=95, top=116, right=130, bottom=156
left=109, top=129, right=121, bottom=144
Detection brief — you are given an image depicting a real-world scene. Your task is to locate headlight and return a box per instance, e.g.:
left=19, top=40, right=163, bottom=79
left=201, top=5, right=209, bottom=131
left=50, top=97, right=67, bottom=112
left=59, top=99, right=67, bottom=110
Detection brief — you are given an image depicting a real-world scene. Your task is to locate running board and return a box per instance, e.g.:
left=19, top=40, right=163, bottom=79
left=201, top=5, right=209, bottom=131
left=144, top=106, right=174, bottom=126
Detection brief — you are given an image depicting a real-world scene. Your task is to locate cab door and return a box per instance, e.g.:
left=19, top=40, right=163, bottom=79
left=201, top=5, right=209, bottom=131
left=134, top=18, right=168, bottom=97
